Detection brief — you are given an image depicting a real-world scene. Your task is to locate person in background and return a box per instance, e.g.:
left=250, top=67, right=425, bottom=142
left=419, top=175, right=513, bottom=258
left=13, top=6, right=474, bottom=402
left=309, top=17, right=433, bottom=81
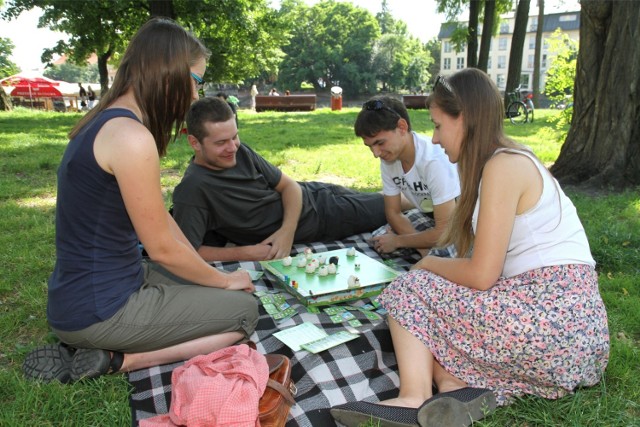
left=23, top=17, right=258, bottom=384
left=269, top=88, right=279, bottom=96
left=87, top=86, right=96, bottom=109
left=172, top=97, right=392, bottom=262
left=354, top=95, right=460, bottom=258
left=250, top=83, right=258, bottom=110
left=216, top=91, right=238, bottom=127
left=78, top=82, right=87, bottom=110
left=331, top=69, right=609, bottom=427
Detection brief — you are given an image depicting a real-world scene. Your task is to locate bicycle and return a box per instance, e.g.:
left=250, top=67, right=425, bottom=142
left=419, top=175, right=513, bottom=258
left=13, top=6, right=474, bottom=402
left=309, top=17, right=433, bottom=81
left=505, top=85, right=533, bottom=124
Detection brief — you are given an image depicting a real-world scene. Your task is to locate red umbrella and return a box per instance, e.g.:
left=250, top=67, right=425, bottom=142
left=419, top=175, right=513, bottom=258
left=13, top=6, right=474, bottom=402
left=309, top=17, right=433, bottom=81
left=1, top=73, right=63, bottom=105
left=9, top=85, right=62, bottom=98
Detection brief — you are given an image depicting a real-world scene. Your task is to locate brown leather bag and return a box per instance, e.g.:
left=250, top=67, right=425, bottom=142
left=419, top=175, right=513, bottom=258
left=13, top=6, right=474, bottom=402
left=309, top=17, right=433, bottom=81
left=259, top=354, right=297, bottom=427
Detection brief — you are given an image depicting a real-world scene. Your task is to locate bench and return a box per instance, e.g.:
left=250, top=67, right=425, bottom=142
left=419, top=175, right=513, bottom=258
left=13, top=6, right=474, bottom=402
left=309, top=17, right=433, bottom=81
left=255, top=94, right=316, bottom=112
left=402, top=95, right=428, bottom=109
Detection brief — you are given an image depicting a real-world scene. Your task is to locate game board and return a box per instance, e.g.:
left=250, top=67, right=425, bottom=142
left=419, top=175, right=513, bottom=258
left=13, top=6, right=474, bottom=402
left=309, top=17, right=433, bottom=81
left=260, top=248, right=400, bottom=307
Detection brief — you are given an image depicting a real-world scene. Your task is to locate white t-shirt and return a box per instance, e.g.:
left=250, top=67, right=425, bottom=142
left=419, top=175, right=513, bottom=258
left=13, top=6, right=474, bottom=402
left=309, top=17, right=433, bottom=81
left=472, top=148, right=595, bottom=278
left=381, top=132, right=460, bottom=212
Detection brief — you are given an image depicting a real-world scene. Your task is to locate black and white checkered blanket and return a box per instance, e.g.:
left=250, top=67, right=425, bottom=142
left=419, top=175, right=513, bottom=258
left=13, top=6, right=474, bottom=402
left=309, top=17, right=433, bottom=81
left=128, top=211, right=431, bottom=427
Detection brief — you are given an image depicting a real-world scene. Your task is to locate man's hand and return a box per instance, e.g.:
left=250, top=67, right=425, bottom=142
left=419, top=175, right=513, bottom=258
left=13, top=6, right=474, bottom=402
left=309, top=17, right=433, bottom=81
left=243, top=244, right=273, bottom=261
left=224, top=270, right=255, bottom=293
left=371, top=231, right=400, bottom=254
left=261, top=228, right=295, bottom=260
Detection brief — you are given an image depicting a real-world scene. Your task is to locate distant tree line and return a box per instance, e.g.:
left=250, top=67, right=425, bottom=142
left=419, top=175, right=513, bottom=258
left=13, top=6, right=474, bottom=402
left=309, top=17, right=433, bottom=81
left=1, top=0, right=439, bottom=97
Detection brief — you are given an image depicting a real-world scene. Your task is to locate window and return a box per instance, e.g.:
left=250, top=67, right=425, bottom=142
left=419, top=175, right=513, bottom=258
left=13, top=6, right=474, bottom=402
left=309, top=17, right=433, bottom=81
left=444, top=58, right=451, bottom=70
left=497, top=74, right=505, bottom=89
left=444, top=41, right=452, bottom=53
left=500, top=22, right=509, bottom=33
left=527, top=55, right=534, bottom=69
left=498, top=55, right=506, bottom=69
left=520, top=74, right=530, bottom=89
left=529, top=36, right=536, bottom=50
left=542, top=54, right=547, bottom=68
left=559, top=14, right=577, bottom=22
left=499, top=37, right=508, bottom=51
left=487, top=57, right=492, bottom=69
left=529, top=21, right=538, bottom=32
left=456, top=57, right=465, bottom=69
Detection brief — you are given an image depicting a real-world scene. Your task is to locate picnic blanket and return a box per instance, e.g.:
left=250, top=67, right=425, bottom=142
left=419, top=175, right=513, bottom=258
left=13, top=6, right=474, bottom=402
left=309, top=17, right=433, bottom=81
left=129, top=210, right=431, bottom=427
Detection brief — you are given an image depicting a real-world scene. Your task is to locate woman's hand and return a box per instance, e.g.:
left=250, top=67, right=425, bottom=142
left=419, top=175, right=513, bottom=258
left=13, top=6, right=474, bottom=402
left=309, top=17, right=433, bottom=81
left=224, top=270, right=255, bottom=293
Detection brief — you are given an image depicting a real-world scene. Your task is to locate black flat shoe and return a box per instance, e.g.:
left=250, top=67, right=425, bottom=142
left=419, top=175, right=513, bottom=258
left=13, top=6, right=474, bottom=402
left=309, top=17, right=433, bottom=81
left=417, top=387, right=497, bottom=427
left=330, top=401, right=419, bottom=427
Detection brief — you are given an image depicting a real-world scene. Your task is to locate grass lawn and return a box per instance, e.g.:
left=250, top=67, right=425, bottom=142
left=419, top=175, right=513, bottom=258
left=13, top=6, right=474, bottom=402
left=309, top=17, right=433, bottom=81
left=0, top=106, right=638, bottom=426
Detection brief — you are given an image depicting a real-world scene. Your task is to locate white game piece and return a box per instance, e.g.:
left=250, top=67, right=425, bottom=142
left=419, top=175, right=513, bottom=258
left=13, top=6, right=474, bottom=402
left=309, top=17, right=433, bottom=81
left=346, top=247, right=356, bottom=257
left=347, top=274, right=359, bottom=288
left=297, top=257, right=307, bottom=268
left=305, top=263, right=316, bottom=274
left=304, top=247, right=313, bottom=259
left=318, top=266, right=329, bottom=276
left=328, top=263, right=337, bottom=274
left=317, top=255, right=326, bottom=264
left=282, top=256, right=293, bottom=266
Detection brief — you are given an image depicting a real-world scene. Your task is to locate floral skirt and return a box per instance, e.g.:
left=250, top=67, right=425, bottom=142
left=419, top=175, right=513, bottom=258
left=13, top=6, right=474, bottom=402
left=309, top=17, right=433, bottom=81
left=378, top=264, right=610, bottom=405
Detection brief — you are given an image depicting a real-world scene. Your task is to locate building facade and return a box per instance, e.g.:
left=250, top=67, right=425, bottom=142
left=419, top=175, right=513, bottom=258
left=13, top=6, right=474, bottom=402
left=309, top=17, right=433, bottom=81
left=437, top=10, right=580, bottom=94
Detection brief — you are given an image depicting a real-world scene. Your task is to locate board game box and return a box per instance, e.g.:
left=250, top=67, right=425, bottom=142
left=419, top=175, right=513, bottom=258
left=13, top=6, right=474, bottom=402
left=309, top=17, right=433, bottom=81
left=260, top=248, right=401, bottom=307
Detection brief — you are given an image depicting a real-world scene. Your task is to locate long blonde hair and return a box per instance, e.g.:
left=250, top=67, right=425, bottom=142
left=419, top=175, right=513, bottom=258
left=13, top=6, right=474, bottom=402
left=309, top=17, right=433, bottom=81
left=69, top=18, right=210, bottom=157
left=428, top=69, right=525, bottom=257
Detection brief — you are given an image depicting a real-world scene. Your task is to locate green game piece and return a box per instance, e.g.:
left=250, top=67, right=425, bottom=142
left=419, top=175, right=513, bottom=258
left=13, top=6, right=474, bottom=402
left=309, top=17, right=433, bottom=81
left=348, top=319, right=363, bottom=327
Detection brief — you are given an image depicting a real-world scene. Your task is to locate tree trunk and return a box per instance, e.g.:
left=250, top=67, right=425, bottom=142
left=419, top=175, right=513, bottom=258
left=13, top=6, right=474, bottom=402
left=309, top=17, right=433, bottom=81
left=550, top=0, right=640, bottom=189
left=97, top=50, right=112, bottom=97
left=149, top=0, right=175, bottom=19
left=467, top=0, right=481, bottom=68
left=504, top=0, right=530, bottom=106
left=0, top=90, right=13, bottom=111
left=478, top=0, right=496, bottom=72
left=532, top=0, right=544, bottom=105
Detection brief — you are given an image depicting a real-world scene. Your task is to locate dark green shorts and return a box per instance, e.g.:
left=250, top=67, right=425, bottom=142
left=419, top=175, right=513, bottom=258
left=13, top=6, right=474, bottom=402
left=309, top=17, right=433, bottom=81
left=52, top=261, right=259, bottom=353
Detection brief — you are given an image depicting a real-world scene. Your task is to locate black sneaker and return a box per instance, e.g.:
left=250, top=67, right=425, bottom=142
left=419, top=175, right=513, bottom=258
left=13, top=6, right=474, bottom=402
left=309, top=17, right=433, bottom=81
left=22, top=344, right=74, bottom=383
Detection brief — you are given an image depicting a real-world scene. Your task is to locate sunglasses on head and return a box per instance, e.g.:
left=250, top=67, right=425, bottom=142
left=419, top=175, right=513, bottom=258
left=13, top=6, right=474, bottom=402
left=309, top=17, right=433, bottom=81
left=433, top=75, right=454, bottom=95
left=362, top=99, right=400, bottom=116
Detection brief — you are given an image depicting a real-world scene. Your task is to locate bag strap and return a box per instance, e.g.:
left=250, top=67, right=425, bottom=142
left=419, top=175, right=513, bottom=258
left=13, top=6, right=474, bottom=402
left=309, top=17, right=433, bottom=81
left=266, top=378, right=296, bottom=405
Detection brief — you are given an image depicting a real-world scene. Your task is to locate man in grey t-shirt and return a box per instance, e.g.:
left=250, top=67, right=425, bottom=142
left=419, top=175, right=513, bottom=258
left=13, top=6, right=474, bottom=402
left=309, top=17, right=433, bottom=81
left=172, top=97, right=388, bottom=262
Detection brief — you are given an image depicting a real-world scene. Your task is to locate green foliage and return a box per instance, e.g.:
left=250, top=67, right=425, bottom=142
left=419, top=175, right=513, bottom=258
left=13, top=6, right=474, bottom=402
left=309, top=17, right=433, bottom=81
left=0, top=37, right=20, bottom=78
left=179, top=0, right=288, bottom=84
left=544, top=29, right=578, bottom=105
left=277, top=0, right=380, bottom=96
left=1, top=0, right=288, bottom=90
left=43, top=62, right=99, bottom=84
left=543, top=29, right=578, bottom=143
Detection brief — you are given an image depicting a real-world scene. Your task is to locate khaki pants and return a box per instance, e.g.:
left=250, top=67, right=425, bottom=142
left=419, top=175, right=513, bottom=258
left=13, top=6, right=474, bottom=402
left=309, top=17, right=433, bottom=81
left=52, top=261, right=258, bottom=353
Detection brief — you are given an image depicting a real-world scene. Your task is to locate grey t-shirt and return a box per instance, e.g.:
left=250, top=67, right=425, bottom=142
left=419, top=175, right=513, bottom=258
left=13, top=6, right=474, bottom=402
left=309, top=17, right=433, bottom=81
left=172, top=143, right=318, bottom=248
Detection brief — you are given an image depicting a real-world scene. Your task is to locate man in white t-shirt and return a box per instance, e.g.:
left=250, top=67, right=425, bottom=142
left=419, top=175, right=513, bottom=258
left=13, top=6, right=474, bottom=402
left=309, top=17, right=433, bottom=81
left=354, top=96, right=460, bottom=257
